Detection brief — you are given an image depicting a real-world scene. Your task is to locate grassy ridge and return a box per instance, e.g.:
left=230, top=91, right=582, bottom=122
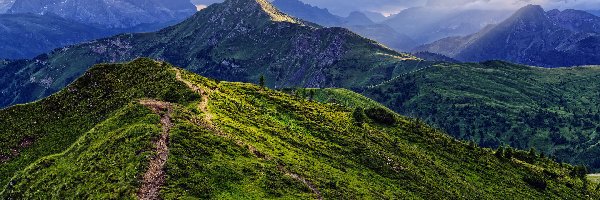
left=0, top=58, right=199, bottom=188
left=0, top=58, right=598, bottom=198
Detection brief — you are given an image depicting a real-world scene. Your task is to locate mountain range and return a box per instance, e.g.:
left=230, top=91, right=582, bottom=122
left=0, top=0, right=199, bottom=59
left=271, top=0, right=417, bottom=51
left=0, top=58, right=595, bottom=198
left=383, top=7, right=511, bottom=44
left=417, top=5, right=600, bottom=67
left=2, top=0, right=600, bottom=176
left=7, top=0, right=197, bottom=29
left=271, top=0, right=512, bottom=51
left=0, top=13, right=112, bottom=59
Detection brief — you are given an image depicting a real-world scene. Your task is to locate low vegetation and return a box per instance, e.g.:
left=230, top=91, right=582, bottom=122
left=1, top=58, right=597, bottom=199
left=360, top=61, right=600, bottom=171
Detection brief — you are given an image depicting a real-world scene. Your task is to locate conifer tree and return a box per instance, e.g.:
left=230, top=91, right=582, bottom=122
left=259, top=75, right=265, bottom=88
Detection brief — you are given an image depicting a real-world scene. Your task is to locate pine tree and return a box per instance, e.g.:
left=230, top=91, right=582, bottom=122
left=259, top=75, right=265, bottom=88
left=309, top=90, right=315, bottom=101
left=505, top=146, right=514, bottom=159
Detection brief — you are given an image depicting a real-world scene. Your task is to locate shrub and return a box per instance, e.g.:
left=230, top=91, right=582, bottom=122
left=352, top=107, right=366, bottom=125
left=364, top=108, right=396, bottom=125
left=495, top=147, right=505, bottom=158
left=529, top=148, right=538, bottom=159
left=523, top=175, right=547, bottom=190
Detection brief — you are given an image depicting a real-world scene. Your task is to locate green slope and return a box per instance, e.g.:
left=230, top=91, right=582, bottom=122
left=0, top=58, right=597, bottom=199
left=360, top=61, right=600, bottom=171
left=0, top=58, right=199, bottom=189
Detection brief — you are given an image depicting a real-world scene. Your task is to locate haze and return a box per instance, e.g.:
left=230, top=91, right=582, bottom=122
left=191, top=0, right=600, bottom=16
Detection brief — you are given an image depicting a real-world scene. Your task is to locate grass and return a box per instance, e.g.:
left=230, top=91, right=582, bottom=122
left=0, top=58, right=199, bottom=188
left=2, top=103, right=160, bottom=199
left=0, top=58, right=598, bottom=198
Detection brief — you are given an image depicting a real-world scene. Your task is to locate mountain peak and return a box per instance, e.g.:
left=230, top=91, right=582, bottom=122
left=345, top=11, right=375, bottom=26
left=515, top=4, right=545, bottom=15
left=221, top=0, right=301, bottom=24
left=503, top=4, right=547, bottom=24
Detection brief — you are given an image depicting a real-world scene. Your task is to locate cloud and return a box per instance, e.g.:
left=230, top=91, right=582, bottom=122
left=195, top=4, right=207, bottom=10
left=298, top=0, right=423, bottom=16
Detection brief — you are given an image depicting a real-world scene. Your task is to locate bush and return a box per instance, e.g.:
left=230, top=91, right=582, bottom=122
left=364, top=108, right=396, bottom=125
left=523, top=175, right=547, bottom=190
left=352, top=107, right=366, bottom=125
left=495, top=146, right=505, bottom=158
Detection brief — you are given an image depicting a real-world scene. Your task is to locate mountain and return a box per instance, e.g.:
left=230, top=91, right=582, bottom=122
left=0, top=0, right=13, bottom=13
left=588, top=10, right=600, bottom=17
left=343, top=24, right=418, bottom=51
left=0, top=58, right=596, bottom=198
left=0, top=0, right=416, bottom=109
left=271, top=0, right=343, bottom=27
left=411, top=51, right=458, bottom=62
left=0, top=13, right=112, bottom=59
left=362, top=11, right=387, bottom=23
left=344, top=11, right=375, bottom=26
left=417, top=5, right=600, bottom=67
left=383, top=7, right=511, bottom=44
left=272, top=0, right=417, bottom=51
left=8, top=0, right=197, bottom=28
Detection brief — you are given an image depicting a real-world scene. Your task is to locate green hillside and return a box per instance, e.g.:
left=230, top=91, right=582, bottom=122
left=0, top=58, right=597, bottom=199
left=360, top=61, right=600, bottom=171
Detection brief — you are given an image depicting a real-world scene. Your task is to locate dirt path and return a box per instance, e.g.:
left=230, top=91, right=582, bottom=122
left=174, top=69, right=214, bottom=126
left=278, top=166, right=323, bottom=200
left=138, top=100, right=173, bottom=200
left=173, top=69, right=322, bottom=199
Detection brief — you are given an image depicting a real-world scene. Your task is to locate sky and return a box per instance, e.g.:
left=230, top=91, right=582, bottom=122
left=190, top=0, right=600, bottom=16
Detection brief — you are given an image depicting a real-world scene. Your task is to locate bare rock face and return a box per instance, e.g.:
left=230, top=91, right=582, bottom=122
left=8, top=0, right=196, bottom=28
